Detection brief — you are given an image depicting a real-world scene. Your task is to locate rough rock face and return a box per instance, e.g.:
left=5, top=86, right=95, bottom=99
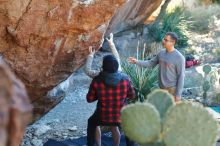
left=0, top=59, right=32, bottom=146
left=105, top=0, right=163, bottom=36
left=102, top=0, right=163, bottom=53
left=0, top=0, right=125, bottom=102
left=0, top=0, right=164, bottom=119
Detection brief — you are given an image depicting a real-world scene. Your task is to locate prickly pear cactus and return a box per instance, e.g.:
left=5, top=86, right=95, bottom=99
left=203, top=65, right=212, bottom=74
left=140, top=141, right=164, bottom=146
left=203, top=80, right=211, bottom=100
left=121, top=103, right=161, bottom=144
left=163, top=102, right=218, bottom=146
left=146, top=89, right=175, bottom=120
left=203, top=80, right=211, bottom=91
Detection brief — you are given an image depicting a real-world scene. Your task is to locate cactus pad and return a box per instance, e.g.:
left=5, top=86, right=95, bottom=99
left=203, top=65, right=212, bottom=74
left=146, top=89, right=175, bottom=120
left=121, top=103, right=161, bottom=144
left=203, top=80, right=210, bottom=91
left=140, top=141, right=164, bottom=146
left=163, top=102, right=218, bottom=146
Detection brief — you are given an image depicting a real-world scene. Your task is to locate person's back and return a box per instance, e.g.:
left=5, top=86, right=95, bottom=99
left=87, top=71, right=135, bottom=124
left=86, top=55, right=135, bottom=146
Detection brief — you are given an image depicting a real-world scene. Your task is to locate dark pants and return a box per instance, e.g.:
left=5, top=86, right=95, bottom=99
left=87, top=111, right=135, bottom=146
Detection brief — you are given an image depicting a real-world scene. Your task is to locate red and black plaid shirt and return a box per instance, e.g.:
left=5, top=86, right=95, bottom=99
left=86, top=73, right=135, bottom=124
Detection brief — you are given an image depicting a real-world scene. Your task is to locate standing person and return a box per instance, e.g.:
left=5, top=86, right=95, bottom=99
left=84, top=33, right=121, bottom=146
left=86, top=55, right=135, bottom=146
left=128, top=32, right=185, bottom=102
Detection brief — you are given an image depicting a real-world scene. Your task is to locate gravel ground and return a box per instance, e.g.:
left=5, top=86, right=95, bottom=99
left=21, top=52, right=110, bottom=146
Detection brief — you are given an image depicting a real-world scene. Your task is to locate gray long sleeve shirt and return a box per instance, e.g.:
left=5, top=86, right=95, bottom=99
left=136, top=49, right=185, bottom=97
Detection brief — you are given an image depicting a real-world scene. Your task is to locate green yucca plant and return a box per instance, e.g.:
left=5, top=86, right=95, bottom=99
left=149, top=7, right=192, bottom=48
left=211, top=0, right=220, bottom=4
left=122, top=43, right=158, bottom=103
left=201, top=65, right=219, bottom=105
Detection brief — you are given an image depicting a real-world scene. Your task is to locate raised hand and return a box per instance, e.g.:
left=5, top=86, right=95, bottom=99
left=106, top=33, right=114, bottom=45
left=89, top=46, right=96, bottom=56
left=127, top=57, right=137, bottom=64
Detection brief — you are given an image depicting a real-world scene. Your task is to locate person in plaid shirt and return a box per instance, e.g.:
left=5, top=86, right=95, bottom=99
left=86, top=55, right=135, bottom=146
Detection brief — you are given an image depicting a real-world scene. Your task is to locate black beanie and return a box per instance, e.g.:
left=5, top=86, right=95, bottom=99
left=102, top=55, right=119, bottom=73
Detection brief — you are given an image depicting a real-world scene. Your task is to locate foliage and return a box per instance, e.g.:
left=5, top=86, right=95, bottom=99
left=200, top=65, right=220, bottom=106
left=212, top=71, right=220, bottom=105
left=122, top=44, right=158, bottom=103
left=121, top=102, right=161, bottom=144
left=198, top=0, right=220, bottom=4
left=163, top=102, right=218, bottom=146
left=122, top=60, right=158, bottom=103
left=212, top=0, right=220, bottom=4
left=147, top=89, right=174, bottom=120
left=213, top=92, right=220, bottom=104
left=148, top=7, right=192, bottom=48
left=149, top=4, right=220, bottom=48
left=186, top=4, right=220, bottom=33
left=217, top=49, right=220, bottom=62
left=202, top=65, right=218, bottom=101
left=121, top=90, right=219, bottom=146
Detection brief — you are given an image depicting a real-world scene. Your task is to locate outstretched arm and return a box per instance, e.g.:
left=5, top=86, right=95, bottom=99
left=84, top=46, right=100, bottom=78
left=127, top=55, right=159, bottom=68
left=106, top=33, right=122, bottom=71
